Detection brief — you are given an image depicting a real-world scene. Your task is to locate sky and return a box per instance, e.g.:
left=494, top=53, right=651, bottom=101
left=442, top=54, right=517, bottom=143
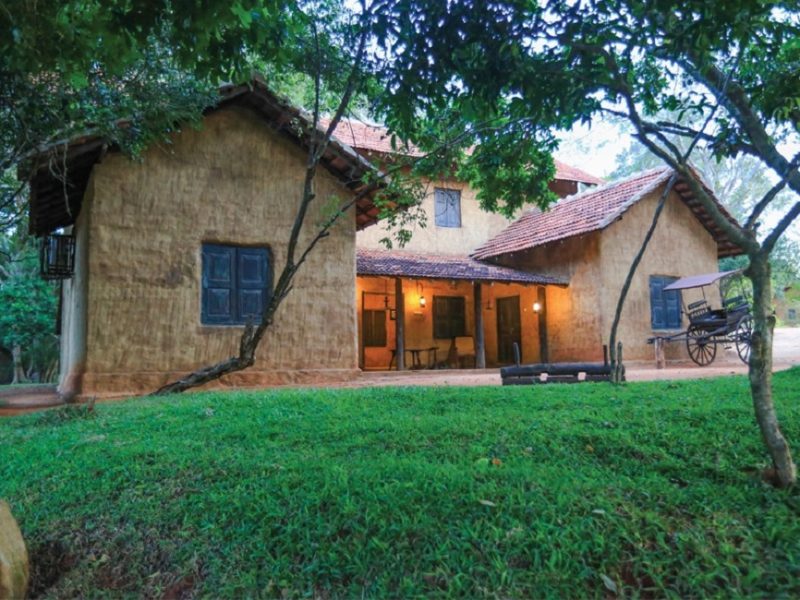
left=555, top=116, right=800, bottom=243
left=556, top=119, right=626, bottom=179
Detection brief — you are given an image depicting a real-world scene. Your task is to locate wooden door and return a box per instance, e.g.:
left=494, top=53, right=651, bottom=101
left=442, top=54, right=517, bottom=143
left=496, top=295, right=521, bottom=364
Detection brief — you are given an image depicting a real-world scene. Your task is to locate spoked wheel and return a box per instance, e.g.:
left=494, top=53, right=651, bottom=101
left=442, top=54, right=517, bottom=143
left=735, top=314, right=753, bottom=364
left=686, top=325, right=717, bottom=366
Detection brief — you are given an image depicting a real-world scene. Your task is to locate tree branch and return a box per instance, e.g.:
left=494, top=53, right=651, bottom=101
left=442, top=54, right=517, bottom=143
left=680, top=55, right=800, bottom=199
left=745, top=153, right=800, bottom=231
left=599, top=52, right=757, bottom=253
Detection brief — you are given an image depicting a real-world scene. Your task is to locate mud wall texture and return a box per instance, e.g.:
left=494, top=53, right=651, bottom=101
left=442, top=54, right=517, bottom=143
left=494, top=187, right=721, bottom=363
left=599, top=188, right=720, bottom=361
left=76, top=107, right=359, bottom=396
left=495, top=233, right=605, bottom=362
left=356, top=177, right=517, bottom=256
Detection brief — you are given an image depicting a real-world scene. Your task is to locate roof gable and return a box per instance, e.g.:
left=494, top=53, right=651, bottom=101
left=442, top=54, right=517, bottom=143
left=26, top=79, right=383, bottom=236
left=472, top=167, right=743, bottom=260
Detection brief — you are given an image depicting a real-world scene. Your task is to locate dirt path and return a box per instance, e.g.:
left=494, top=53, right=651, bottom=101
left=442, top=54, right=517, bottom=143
left=1, top=329, right=797, bottom=413
left=348, top=327, right=800, bottom=388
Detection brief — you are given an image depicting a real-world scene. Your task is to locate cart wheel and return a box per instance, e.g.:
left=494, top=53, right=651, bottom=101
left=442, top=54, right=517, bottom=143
left=735, top=314, right=753, bottom=364
left=686, top=325, right=717, bottom=366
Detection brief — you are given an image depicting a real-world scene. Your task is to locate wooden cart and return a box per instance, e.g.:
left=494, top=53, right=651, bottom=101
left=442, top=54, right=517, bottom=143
left=649, top=270, right=752, bottom=366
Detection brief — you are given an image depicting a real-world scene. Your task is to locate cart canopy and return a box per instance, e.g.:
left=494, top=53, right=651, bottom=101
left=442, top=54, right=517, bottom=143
left=663, top=269, right=741, bottom=291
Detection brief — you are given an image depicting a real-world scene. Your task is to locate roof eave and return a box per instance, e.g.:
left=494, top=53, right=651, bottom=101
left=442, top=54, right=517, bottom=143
left=356, top=271, right=569, bottom=287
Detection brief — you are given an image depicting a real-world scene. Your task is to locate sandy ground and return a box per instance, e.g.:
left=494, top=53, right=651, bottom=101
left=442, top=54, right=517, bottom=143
left=348, top=327, right=800, bottom=387
left=2, top=329, right=798, bottom=414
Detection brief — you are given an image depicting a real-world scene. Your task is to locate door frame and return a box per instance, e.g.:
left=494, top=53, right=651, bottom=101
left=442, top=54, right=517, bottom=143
left=496, top=295, right=521, bottom=365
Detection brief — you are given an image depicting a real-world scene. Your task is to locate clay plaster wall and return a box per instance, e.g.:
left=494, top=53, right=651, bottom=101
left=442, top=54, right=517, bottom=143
left=599, top=188, right=721, bottom=360
left=76, top=107, right=359, bottom=396
left=495, top=233, right=605, bottom=362
left=356, top=177, right=517, bottom=255
left=493, top=187, right=721, bottom=363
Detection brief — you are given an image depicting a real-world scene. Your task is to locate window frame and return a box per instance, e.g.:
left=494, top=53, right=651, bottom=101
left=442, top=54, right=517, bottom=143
left=201, top=243, right=272, bottom=326
left=434, top=187, right=462, bottom=228
left=432, top=295, right=467, bottom=339
left=649, top=275, right=682, bottom=330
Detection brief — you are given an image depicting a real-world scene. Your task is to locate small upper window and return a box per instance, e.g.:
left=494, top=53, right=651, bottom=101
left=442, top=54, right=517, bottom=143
left=202, top=243, right=271, bottom=325
left=434, top=188, right=461, bottom=228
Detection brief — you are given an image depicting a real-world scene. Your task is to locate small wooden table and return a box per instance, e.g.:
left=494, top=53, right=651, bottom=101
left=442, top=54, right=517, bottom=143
left=389, top=346, right=439, bottom=370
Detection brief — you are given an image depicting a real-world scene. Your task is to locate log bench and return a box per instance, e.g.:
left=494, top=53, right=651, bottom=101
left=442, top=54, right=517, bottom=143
left=500, top=344, right=620, bottom=385
left=501, top=363, right=615, bottom=384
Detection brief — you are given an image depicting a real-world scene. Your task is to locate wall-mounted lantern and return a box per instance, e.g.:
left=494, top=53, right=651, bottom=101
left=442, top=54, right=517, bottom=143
left=417, top=281, right=426, bottom=308
left=533, top=301, right=542, bottom=313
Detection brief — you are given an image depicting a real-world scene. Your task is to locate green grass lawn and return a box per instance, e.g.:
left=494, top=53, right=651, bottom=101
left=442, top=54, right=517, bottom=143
left=2, top=371, right=800, bottom=598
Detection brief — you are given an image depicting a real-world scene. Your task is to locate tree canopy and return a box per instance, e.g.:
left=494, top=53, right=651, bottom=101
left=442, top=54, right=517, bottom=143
left=3, top=0, right=799, bottom=484
left=0, top=0, right=309, bottom=231
left=383, top=0, right=800, bottom=486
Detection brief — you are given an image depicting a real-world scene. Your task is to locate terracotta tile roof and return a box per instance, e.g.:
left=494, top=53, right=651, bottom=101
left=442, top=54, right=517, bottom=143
left=327, top=118, right=424, bottom=157
left=357, top=248, right=568, bottom=286
left=552, top=161, right=605, bottom=185
left=327, top=118, right=603, bottom=184
left=474, top=166, right=747, bottom=261
left=472, top=168, right=674, bottom=260
left=472, top=167, right=744, bottom=260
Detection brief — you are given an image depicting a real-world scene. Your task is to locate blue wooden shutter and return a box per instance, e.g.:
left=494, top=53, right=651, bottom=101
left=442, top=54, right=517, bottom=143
left=650, top=276, right=681, bottom=329
left=202, top=244, right=235, bottom=324
left=664, top=282, right=681, bottom=328
left=434, top=189, right=447, bottom=226
left=650, top=276, right=666, bottom=329
left=236, top=247, right=270, bottom=323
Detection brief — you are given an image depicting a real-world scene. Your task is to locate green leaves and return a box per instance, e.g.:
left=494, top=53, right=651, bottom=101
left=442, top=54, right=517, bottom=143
left=0, top=234, right=58, bottom=380
left=230, top=2, right=255, bottom=28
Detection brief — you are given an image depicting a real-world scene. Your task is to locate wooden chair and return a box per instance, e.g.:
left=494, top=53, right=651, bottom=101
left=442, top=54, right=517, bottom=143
left=454, top=336, right=476, bottom=368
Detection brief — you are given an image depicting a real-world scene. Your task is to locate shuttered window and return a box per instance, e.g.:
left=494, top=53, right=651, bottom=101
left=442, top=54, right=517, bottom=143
left=434, top=188, right=462, bottom=228
left=202, top=244, right=271, bottom=325
left=363, top=310, right=387, bottom=347
left=433, top=295, right=466, bottom=339
left=650, top=276, right=681, bottom=330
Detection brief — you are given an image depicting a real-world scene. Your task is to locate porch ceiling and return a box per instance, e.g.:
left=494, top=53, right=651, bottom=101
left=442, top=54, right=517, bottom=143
left=357, top=248, right=568, bottom=286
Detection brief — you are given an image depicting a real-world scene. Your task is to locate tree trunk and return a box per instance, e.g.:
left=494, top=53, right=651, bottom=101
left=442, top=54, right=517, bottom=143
left=747, top=253, right=796, bottom=487
left=608, top=175, right=676, bottom=382
left=11, top=344, right=26, bottom=384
